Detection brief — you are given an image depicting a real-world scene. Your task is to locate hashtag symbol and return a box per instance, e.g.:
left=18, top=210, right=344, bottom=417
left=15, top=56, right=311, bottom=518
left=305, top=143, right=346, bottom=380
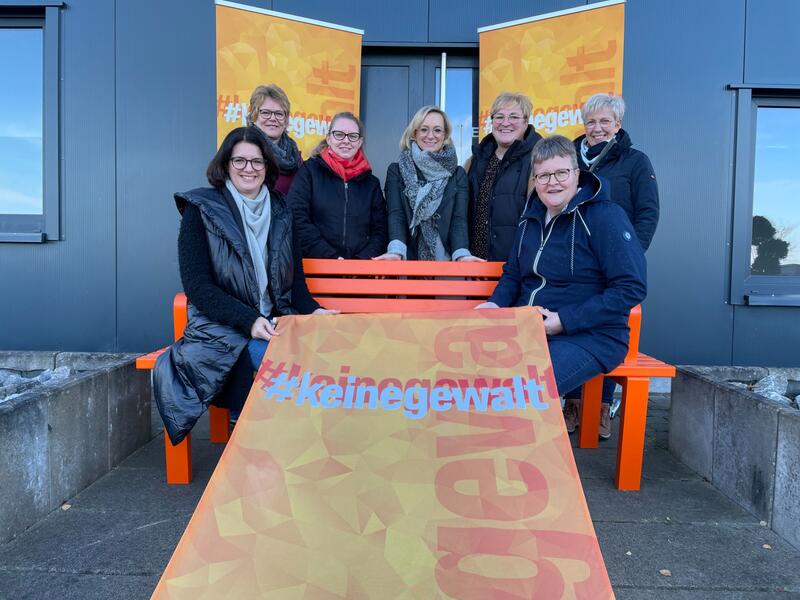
left=263, top=371, right=298, bottom=403
left=217, top=95, right=231, bottom=116
left=223, top=102, right=240, bottom=123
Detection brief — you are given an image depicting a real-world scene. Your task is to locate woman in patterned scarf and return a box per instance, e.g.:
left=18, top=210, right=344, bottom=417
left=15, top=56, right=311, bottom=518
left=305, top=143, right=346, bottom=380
left=247, top=84, right=302, bottom=195
left=375, top=106, right=483, bottom=262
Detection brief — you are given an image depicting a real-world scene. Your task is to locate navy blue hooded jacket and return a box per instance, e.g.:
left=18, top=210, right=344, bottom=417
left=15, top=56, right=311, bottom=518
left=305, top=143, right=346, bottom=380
left=488, top=171, right=647, bottom=372
left=574, top=129, right=659, bottom=250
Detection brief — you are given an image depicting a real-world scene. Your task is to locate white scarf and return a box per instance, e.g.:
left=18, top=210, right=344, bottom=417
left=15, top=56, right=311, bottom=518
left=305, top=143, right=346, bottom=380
left=225, top=179, right=273, bottom=316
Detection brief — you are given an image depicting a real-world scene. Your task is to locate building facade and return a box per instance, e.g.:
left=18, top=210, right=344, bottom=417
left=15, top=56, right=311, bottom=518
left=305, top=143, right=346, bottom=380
left=1, top=0, right=798, bottom=366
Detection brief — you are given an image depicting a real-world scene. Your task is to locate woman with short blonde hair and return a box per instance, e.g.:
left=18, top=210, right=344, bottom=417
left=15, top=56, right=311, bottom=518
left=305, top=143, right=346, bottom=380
left=467, top=91, right=541, bottom=261
left=247, top=84, right=301, bottom=195
left=375, top=106, right=481, bottom=261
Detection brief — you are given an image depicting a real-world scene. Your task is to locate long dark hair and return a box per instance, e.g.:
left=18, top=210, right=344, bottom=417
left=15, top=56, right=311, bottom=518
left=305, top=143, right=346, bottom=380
left=206, top=126, right=279, bottom=190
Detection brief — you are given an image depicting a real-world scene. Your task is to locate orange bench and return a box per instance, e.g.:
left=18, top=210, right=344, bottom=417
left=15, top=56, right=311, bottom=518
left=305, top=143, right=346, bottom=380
left=137, top=259, right=674, bottom=490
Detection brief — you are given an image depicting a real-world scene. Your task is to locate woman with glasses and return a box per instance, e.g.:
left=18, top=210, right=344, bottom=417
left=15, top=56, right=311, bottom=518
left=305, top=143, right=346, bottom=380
left=374, top=106, right=483, bottom=262
left=153, top=127, right=335, bottom=445
left=575, top=93, right=659, bottom=251
left=568, top=93, right=659, bottom=437
left=288, top=112, right=387, bottom=259
left=476, top=135, right=646, bottom=439
left=247, top=84, right=302, bottom=195
left=467, top=92, right=542, bottom=261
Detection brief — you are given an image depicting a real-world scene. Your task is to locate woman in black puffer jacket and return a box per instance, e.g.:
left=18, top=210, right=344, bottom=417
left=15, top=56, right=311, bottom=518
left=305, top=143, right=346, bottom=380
left=154, top=127, right=335, bottom=445
left=288, top=112, right=387, bottom=259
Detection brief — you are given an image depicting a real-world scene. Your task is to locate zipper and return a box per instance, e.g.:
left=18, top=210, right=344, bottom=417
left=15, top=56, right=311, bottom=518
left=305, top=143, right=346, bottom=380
left=527, top=215, right=559, bottom=306
left=342, top=181, right=349, bottom=248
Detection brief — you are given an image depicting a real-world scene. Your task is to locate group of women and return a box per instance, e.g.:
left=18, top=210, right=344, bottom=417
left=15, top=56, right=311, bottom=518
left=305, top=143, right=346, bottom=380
left=153, top=83, right=658, bottom=445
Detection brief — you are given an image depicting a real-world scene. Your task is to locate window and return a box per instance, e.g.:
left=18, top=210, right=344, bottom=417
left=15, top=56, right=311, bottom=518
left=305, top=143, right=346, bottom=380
left=0, top=4, right=61, bottom=243
left=731, top=88, right=800, bottom=305
left=434, top=55, right=479, bottom=167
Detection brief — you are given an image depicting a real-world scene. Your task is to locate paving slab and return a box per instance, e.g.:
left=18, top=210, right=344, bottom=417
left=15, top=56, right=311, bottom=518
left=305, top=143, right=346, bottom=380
left=596, top=521, right=800, bottom=592
left=584, top=477, right=754, bottom=524
left=573, top=447, right=700, bottom=482
left=120, top=434, right=225, bottom=473
left=615, top=589, right=800, bottom=599
left=67, top=466, right=211, bottom=514
left=0, top=508, right=188, bottom=576
left=0, top=571, right=160, bottom=600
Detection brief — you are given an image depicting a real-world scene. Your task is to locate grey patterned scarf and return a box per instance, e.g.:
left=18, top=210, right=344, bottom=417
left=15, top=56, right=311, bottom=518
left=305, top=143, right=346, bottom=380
left=225, top=179, right=273, bottom=317
left=399, top=142, right=458, bottom=260
left=264, top=131, right=301, bottom=174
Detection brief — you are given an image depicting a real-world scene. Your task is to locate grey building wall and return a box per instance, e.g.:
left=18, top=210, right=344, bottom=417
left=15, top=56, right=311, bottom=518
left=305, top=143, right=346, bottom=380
left=0, top=0, right=798, bottom=367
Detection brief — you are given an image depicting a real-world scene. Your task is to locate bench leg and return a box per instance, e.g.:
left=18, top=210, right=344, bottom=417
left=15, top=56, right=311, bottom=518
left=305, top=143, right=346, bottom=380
left=165, top=430, right=192, bottom=484
left=209, top=405, right=231, bottom=443
left=615, top=377, right=649, bottom=491
left=578, top=374, right=604, bottom=448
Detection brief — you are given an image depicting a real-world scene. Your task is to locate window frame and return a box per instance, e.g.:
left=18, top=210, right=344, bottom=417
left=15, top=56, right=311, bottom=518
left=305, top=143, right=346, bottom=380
left=730, top=86, right=800, bottom=306
left=0, top=3, right=61, bottom=243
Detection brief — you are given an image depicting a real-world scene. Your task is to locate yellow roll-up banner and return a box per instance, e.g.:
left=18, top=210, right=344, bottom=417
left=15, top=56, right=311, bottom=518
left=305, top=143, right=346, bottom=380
left=479, top=0, right=625, bottom=140
left=151, top=309, right=613, bottom=599
left=215, top=1, right=363, bottom=156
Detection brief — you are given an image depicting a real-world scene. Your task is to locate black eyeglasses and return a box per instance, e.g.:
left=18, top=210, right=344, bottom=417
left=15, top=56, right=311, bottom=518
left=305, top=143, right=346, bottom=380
left=330, top=130, right=361, bottom=142
left=533, top=168, right=574, bottom=185
left=230, top=157, right=266, bottom=171
left=258, top=109, right=286, bottom=121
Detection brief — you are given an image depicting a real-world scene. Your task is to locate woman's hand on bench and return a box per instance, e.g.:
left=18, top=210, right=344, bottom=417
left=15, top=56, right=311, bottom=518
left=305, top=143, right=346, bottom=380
left=313, top=308, right=341, bottom=315
left=474, top=301, right=499, bottom=310
left=372, top=252, right=402, bottom=260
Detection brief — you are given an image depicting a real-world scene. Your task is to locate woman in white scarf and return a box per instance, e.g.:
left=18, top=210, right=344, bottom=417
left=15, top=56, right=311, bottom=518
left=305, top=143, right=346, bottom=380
left=375, top=106, right=483, bottom=262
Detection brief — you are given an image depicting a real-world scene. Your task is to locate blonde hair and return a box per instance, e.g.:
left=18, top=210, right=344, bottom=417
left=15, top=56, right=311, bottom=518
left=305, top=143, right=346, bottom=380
left=311, top=112, right=366, bottom=157
left=582, top=93, right=626, bottom=122
left=247, top=84, right=291, bottom=125
left=490, top=92, right=533, bottom=120
left=398, top=106, right=453, bottom=151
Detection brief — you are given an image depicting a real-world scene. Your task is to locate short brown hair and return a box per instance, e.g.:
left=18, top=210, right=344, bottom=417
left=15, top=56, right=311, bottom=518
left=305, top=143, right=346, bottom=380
left=247, top=84, right=291, bottom=125
left=531, top=135, right=579, bottom=169
left=207, top=127, right=279, bottom=190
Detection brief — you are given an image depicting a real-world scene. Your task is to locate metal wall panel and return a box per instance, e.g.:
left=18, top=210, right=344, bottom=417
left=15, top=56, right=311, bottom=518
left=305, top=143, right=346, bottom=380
left=114, top=0, right=218, bottom=352
left=429, top=0, right=585, bottom=43
left=272, top=0, right=427, bottom=43
left=622, top=0, right=744, bottom=365
left=732, top=305, right=800, bottom=366
left=0, top=0, right=117, bottom=351
left=744, top=0, right=800, bottom=84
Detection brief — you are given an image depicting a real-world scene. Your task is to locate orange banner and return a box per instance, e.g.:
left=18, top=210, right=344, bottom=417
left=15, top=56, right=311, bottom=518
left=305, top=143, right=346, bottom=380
left=479, top=0, right=625, bottom=140
left=151, top=308, right=613, bottom=599
left=215, top=1, right=362, bottom=156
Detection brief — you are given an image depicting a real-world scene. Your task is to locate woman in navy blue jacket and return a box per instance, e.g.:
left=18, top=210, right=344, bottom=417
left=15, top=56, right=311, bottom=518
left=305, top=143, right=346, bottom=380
left=574, top=93, right=659, bottom=251
left=477, top=135, right=646, bottom=435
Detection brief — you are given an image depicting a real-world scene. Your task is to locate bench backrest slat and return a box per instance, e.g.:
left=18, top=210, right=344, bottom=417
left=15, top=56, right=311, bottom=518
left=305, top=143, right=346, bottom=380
left=171, top=259, right=641, bottom=358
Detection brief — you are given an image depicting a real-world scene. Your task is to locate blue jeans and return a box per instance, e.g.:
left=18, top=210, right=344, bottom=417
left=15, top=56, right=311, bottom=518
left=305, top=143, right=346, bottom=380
left=247, top=339, right=269, bottom=371
left=548, top=338, right=604, bottom=398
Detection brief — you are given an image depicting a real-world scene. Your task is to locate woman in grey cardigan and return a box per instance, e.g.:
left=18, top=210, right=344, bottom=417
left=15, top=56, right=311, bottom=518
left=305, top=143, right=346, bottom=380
left=374, top=106, right=483, bottom=262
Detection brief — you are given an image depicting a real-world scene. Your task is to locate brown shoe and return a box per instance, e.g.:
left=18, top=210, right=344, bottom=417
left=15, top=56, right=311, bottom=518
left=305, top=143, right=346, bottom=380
left=563, top=398, right=579, bottom=434
left=599, top=403, right=612, bottom=440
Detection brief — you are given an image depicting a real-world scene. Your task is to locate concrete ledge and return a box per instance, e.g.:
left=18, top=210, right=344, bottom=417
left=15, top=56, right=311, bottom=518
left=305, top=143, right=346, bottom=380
left=670, top=365, right=799, bottom=550
left=0, top=356, right=151, bottom=543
